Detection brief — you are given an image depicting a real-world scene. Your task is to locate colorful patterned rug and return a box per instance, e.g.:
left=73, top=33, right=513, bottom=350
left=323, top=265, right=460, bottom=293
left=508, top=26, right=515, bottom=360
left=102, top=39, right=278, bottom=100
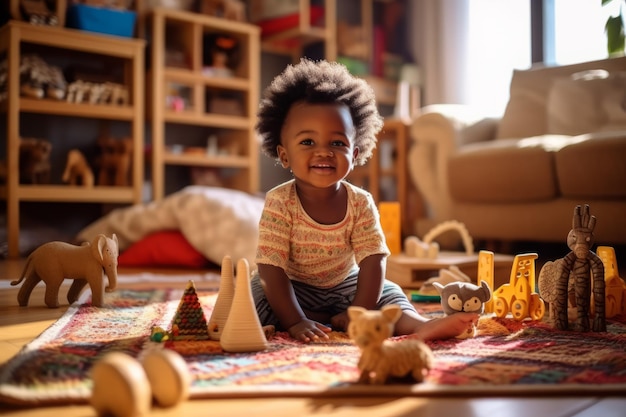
left=1, top=286, right=626, bottom=406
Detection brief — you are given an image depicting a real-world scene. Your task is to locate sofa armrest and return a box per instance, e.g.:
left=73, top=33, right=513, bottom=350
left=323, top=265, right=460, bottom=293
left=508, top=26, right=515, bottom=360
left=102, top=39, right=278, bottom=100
left=408, top=104, right=500, bottom=226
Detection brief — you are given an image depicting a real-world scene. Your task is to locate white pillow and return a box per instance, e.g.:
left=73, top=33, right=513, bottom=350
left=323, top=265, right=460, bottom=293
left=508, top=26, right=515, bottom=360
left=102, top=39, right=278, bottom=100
left=547, top=70, right=626, bottom=135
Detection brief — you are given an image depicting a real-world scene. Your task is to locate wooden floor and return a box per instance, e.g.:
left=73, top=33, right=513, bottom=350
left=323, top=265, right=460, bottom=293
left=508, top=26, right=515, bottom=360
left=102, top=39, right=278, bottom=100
left=1, top=257, right=625, bottom=417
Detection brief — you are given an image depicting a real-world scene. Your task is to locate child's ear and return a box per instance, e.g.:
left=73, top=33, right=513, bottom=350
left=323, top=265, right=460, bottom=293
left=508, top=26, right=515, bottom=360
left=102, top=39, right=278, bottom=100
left=277, top=145, right=289, bottom=168
left=352, top=146, right=360, bottom=164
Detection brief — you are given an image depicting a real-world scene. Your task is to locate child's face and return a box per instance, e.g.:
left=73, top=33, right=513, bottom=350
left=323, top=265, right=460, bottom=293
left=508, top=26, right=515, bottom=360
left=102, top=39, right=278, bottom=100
left=277, top=102, right=358, bottom=189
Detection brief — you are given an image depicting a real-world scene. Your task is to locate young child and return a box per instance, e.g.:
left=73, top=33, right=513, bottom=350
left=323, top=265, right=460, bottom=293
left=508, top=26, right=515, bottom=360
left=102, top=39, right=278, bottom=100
left=251, top=59, right=477, bottom=343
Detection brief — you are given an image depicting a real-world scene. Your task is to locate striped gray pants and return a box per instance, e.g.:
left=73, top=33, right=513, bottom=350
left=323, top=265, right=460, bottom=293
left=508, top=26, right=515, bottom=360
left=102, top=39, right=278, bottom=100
left=250, top=271, right=416, bottom=330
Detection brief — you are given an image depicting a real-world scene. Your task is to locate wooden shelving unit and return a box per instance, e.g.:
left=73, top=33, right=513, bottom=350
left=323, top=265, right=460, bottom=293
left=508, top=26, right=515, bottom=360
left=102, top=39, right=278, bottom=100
left=0, top=21, right=145, bottom=258
left=258, top=0, right=337, bottom=61
left=348, top=118, right=415, bottom=235
left=147, top=8, right=260, bottom=200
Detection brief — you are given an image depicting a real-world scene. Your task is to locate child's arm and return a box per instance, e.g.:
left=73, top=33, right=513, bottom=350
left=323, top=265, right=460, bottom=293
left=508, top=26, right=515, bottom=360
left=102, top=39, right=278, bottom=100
left=330, top=254, right=385, bottom=331
left=352, top=253, right=385, bottom=309
left=257, top=263, right=331, bottom=342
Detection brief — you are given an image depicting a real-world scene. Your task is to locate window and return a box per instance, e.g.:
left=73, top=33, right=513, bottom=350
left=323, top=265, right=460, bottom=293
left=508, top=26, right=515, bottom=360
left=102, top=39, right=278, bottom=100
left=465, top=0, right=531, bottom=116
left=545, top=0, right=617, bottom=65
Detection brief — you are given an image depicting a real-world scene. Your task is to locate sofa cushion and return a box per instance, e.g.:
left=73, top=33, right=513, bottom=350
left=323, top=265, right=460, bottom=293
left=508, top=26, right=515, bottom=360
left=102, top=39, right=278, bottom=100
left=547, top=70, right=626, bottom=135
left=447, top=135, right=574, bottom=203
left=555, top=131, right=626, bottom=198
left=496, top=56, right=626, bottom=140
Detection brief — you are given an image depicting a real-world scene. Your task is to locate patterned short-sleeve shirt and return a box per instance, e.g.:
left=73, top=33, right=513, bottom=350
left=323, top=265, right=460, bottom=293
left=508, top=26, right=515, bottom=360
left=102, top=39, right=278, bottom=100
left=255, top=180, right=390, bottom=288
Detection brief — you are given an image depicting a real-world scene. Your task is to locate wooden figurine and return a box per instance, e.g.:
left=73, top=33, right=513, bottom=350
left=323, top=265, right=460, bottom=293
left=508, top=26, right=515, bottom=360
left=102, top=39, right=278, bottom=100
left=62, top=149, right=94, bottom=187
left=543, top=204, right=606, bottom=332
left=91, top=352, right=152, bottom=417
left=97, top=136, right=133, bottom=187
left=19, top=137, right=51, bottom=184
left=347, top=305, right=434, bottom=384
left=10, top=234, right=119, bottom=308
left=220, top=258, right=269, bottom=352
left=208, top=255, right=235, bottom=340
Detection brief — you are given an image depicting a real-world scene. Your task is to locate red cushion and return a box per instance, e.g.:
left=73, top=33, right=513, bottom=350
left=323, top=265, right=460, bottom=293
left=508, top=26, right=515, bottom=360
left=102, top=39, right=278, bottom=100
left=256, top=6, right=324, bottom=36
left=118, top=230, right=208, bottom=268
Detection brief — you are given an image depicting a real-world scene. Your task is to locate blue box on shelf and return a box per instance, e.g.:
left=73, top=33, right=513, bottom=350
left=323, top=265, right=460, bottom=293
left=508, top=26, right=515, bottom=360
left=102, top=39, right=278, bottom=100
left=66, top=5, right=137, bottom=38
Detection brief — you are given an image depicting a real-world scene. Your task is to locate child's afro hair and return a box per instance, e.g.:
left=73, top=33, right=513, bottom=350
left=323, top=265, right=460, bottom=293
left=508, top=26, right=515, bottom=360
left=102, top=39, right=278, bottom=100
left=255, top=58, right=383, bottom=166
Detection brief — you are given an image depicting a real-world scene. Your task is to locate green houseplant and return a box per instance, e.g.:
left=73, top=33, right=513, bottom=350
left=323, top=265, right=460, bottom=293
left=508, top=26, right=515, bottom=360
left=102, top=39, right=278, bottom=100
left=604, top=0, right=625, bottom=55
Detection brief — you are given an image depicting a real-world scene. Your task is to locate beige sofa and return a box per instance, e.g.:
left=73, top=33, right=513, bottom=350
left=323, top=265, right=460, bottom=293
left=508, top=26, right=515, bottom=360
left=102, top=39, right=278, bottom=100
left=408, top=56, right=626, bottom=246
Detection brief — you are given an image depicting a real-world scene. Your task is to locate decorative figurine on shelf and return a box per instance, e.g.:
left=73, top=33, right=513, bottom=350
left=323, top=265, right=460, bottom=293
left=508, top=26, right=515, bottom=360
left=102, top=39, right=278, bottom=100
left=62, top=149, right=94, bottom=187
left=96, top=136, right=133, bottom=187
left=347, top=305, right=434, bottom=385
left=12, top=0, right=63, bottom=26
left=10, top=234, right=119, bottom=308
left=19, top=137, right=51, bottom=184
left=432, top=280, right=491, bottom=339
left=543, top=204, right=606, bottom=332
left=18, top=54, right=66, bottom=100
left=202, top=33, right=240, bottom=77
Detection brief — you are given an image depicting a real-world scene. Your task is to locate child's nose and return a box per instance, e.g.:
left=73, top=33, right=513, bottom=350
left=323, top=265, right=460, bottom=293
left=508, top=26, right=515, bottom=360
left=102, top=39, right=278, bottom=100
left=315, top=147, right=334, bottom=157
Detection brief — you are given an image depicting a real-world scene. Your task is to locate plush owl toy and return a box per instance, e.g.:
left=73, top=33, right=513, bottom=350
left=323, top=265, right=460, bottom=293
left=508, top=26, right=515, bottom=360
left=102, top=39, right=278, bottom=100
left=432, top=280, right=492, bottom=339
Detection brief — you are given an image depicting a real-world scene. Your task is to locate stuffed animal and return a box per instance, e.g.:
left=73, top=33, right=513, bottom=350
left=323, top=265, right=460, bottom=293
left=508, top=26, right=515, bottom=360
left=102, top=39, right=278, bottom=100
left=347, top=305, right=434, bottom=384
left=432, top=280, right=492, bottom=338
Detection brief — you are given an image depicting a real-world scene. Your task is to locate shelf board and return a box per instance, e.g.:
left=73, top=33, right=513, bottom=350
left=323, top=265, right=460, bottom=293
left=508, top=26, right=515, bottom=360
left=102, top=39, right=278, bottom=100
left=162, top=111, right=250, bottom=129
left=19, top=98, right=136, bottom=120
left=0, top=185, right=136, bottom=202
left=163, top=68, right=251, bottom=91
left=163, top=152, right=251, bottom=168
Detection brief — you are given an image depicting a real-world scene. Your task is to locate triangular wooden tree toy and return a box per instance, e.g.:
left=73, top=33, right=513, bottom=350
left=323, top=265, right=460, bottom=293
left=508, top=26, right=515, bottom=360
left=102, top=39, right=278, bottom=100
left=169, top=280, right=211, bottom=341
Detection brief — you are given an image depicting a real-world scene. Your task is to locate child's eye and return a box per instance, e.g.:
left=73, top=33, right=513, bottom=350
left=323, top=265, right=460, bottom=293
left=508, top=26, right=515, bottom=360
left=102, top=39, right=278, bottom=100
left=331, top=140, right=348, bottom=147
left=299, top=139, right=314, bottom=146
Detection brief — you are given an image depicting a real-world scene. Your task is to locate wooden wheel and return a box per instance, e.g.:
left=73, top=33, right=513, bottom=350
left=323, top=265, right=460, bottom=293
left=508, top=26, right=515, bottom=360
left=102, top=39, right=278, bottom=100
left=511, top=299, right=528, bottom=321
left=494, top=297, right=508, bottom=318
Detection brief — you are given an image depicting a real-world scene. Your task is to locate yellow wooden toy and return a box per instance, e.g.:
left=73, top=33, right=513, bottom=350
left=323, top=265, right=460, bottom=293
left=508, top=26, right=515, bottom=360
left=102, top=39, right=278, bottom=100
left=597, top=246, right=626, bottom=318
left=378, top=202, right=401, bottom=255
left=492, top=253, right=545, bottom=321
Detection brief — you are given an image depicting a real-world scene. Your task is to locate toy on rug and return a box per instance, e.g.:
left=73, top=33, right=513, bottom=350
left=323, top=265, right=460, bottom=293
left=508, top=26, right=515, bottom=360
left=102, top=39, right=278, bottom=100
left=220, top=258, right=269, bottom=352
left=62, top=149, right=94, bottom=187
left=169, top=280, right=211, bottom=341
left=11, top=234, right=119, bottom=308
left=539, top=204, right=605, bottom=332
left=491, top=252, right=545, bottom=321
left=597, top=246, right=626, bottom=318
left=91, top=349, right=190, bottom=417
left=403, top=220, right=474, bottom=259
left=432, top=280, right=492, bottom=339
left=208, top=255, right=235, bottom=340
left=347, top=305, right=434, bottom=384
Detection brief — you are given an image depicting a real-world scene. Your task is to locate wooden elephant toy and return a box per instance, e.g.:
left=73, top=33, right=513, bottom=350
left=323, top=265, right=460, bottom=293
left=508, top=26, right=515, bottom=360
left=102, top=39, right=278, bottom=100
left=11, top=234, right=119, bottom=308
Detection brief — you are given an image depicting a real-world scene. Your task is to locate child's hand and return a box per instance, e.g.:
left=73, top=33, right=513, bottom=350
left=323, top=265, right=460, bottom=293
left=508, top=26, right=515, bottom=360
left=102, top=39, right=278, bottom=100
left=288, top=319, right=331, bottom=343
left=330, top=311, right=349, bottom=331
left=416, top=312, right=479, bottom=341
